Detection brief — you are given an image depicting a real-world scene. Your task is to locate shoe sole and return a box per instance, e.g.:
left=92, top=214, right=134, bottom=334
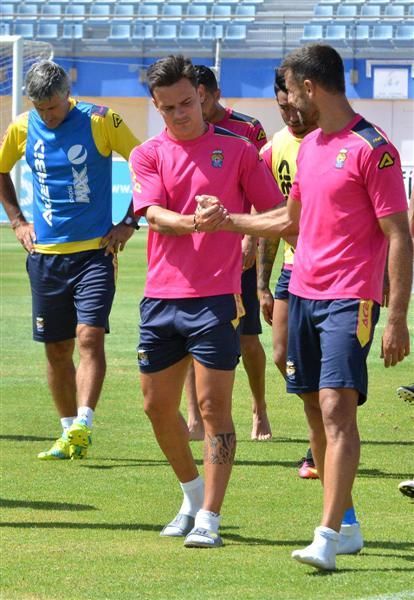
left=397, top=388, right=414, bottom=404
left=399, top=484, right=414, bottom=498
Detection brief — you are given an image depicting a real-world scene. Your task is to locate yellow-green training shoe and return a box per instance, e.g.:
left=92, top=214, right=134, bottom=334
left=38, top=436, right=70, bottom=460
left=67, top=420, right=92, bottom=460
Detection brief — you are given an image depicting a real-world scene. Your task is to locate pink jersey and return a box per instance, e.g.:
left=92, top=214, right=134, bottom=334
left=130, top=124, right=283, bottom=299
left=289, top=114, right=408, bottom=304
left=218, top=107, right=267, bottom=151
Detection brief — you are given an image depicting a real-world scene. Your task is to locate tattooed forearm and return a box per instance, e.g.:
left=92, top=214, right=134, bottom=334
left=205, top=433, right=236, bottom=464
left=257, top=237, right=279, bottom=290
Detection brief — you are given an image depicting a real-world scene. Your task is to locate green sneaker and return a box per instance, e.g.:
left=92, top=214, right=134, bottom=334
left=67, top=420, right=92, bottom=460
left=38, top=436, right=70, bottom=460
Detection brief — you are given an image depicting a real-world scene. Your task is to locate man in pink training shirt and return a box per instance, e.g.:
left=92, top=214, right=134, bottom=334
left=129, top=55, right=284, bottom=548
left=195, top=44, right=412, bottom=569
left=183, top=64, right=272, bottom=443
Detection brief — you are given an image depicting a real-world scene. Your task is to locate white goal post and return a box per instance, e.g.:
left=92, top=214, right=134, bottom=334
left=0, top=36, right=53, bottom=196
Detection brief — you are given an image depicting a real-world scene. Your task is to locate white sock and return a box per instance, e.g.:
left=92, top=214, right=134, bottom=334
left=179, top=476, right=204, bottom=517
left=194, top=509, right=221, bottom=534
left=76, top=406, right=94, bottom=428
left=61, top=416, right=75, bottom=434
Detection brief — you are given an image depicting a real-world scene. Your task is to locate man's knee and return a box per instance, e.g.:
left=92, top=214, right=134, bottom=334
left=45, top=339, right=75, bottom=364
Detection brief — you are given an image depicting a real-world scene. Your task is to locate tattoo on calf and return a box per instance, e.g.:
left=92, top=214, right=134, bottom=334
left=205, top=433, right=236, bottom=464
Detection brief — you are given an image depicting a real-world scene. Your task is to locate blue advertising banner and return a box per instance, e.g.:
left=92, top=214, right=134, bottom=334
left=0, top=158, right=142, bottom=225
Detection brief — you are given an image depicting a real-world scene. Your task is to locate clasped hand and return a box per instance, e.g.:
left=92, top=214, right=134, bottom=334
left=194, top=195, right=229, bottom=232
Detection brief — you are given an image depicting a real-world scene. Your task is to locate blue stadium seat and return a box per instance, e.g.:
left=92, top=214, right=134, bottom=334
left=178, top=23, right=201, bottom=42
left=336, top=4, right=358, bottom=24
left=64, top=4, right=85, bottom=21
left=137, top=3, right=158, bottom=21
left=62, top=23, right=84, bottom=39
left=359, top=4, right=382, bottom=23
left=186, top=4, right=209, bottom=22
left=113, top=4, right=135, bottom=19
left=88, top=4, right=112, bottom=24
left=40, top=4, right=61, bottom=22
left=370, top=24, right=394, bottom=46
left=17, top=3, right=38, bottom=21
left=366, top=0, right=388, bottom=4
left=384, top=4, right=405, bottom=19
left=312, top=4, right=335, bottom=22
left=394, top=24, right=414, bottom=46
left=211, top=4, right=232, bottom=23
left=193, top=0, right=214, bottom=4
left=317, top=0, right=340, bottom=4
left=301, top=24, right=324, bottom=43
left=0, top=22, right=11, bottom=35
left=155, top=23, right=177, bottom=41
left=168, top=0, right=191, bottom=4
left=0, top=4, right=14, bottom=21
left=14, top=22, right=35, bottom=38
left=37, top=23, right=59, bottom=40
left=408, top=5, right=414, bottom=18
left=162, top=4, right=183, bottom=22
left=107, top=22, right=131, bottom=42
left=324, top=24, right=348, bottom=46
left=349, top=24, right=370, bottom=47
left=343, top=0, right=364, bottom=4
left=217, top=0, right=239, bottom=4
left=225, top=24, right=247, bottom=41
left=118, top=0, right=141, bottom=3
left=234, top=4, right=255, bottom=22
left=202, top=23, right=224, bottom=39
left=131, top=22, right=154, bottom=40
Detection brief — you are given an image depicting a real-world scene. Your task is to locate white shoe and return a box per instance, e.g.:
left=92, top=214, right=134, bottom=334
left=160, top=514, right=195, bottom=537
left=337, top=523, right=363, bottom=554
left=292, top=526, right=338, bottom=571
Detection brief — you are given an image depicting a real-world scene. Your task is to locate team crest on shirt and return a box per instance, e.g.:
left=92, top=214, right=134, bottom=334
left=335, top=148, right=348, bottom=169
left=211, top=149, right=224, bottom=168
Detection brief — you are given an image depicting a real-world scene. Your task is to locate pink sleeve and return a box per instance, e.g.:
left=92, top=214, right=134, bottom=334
left=241, top=144, right=284, bottom=211
left=259, top=141, right=272, bottom=171
left=129, top=144, right=166, bottom=217
left=362, top=143, right=408, bottom=218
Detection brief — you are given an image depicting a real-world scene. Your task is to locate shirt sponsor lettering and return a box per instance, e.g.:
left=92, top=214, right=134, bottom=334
left=67, top=145, right=90, bottom=203
left=34, top=138, right=53, bottom=226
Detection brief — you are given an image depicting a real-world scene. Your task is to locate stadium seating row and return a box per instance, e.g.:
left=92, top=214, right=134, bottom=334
left=0, top=20, right=248, bottom=43
left=1, top=3, right=257, bottom=23
left=302, top=21, right=414, bottom=46
left=312, top=2, right=414, bottom=22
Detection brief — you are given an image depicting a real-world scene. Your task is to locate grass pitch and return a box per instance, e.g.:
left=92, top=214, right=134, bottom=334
left=0, top=226, right=413, bottom=600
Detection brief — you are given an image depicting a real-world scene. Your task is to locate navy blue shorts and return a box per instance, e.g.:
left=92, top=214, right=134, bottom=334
left=287, top=295, right=380, bottom=405
left=27, top=249, right=116, bottom=343
left=239, top=264, right=262, bottom=335
left=138, top=294, right=243, bottom=373
left=274, top=267, right=292, bottom=300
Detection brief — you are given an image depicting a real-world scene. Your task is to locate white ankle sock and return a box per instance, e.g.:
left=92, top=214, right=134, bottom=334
left=76, top=407, right=94, bottom=428
left=194, top=509, right=221, bottom=534
left=61, top=417, right=75, bottom=434
left=179, top=476, right=204, bottom=517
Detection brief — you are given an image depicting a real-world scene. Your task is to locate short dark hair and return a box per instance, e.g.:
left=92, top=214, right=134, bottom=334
left=274, top=68, right=287, bottom=96
left=147, top=55, right=197, bottom=96
left=281, top=44, right=345, bottom=94
left=25, top=60, right=70, bottom=102
left=194, top=65, right=218, bottom=93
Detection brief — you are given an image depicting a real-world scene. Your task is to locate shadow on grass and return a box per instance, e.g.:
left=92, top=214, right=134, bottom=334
left=0, top=521, right=413, bottom=560
left=0, top=498, right=97, bottom=511
left=0, top=434, right=55, bottom=442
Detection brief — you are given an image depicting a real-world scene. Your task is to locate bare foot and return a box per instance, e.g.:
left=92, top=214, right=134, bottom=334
left=251, top=412, right=272, bottom=441
left=188, top=421, right=205, bottom=441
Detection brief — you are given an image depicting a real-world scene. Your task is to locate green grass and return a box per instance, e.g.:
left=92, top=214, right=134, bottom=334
left=1, top=225, right=413, bottom=600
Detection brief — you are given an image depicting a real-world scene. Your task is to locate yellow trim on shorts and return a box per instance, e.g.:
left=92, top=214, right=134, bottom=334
left=356, top=299, right=374, bottom=348
left=34, top=237, right=104, bottom=254
left=231, top=293, right=246, bottom=329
